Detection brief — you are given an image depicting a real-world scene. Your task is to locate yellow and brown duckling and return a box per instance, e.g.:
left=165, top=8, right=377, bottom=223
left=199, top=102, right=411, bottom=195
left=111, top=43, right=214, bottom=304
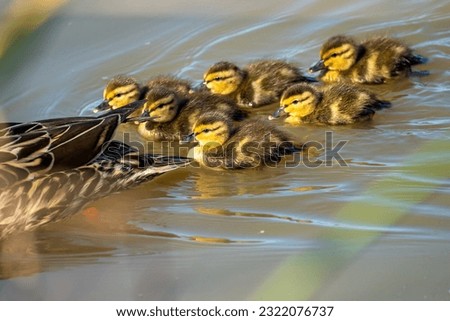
left=203, top=60, right=315, bottom=108
left=94, top=74, right=194, bottom=115
left=271, top=83, right=391, bottom=125
left=309, top=35, right=427, bottom=84
left=183, top=111, right=302, bottom=169
left=137, top=87, right=247, bottom=141
left=94, top=75, right=142, bottom=114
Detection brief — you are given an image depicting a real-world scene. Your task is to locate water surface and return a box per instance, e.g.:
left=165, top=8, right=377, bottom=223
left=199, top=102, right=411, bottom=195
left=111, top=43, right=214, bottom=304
left=0, top=0, right=449, bottom=300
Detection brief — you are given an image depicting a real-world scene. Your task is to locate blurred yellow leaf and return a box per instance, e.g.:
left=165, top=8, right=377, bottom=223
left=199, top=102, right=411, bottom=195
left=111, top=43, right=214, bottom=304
left=0, top=0, right=67, bottom=57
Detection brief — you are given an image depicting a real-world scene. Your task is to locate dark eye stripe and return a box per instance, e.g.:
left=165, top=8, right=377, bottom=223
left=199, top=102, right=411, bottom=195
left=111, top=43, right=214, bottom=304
left=290, top=96, right=308, bottom=105
left=325, top=48, right=350, bottom=60
left=114, top=89, right=135, bottom=98
left=205, top=126, right=220, bottom=133
left=149, top=98, right=175, bottom=113
left=205, top=75, right=232, bottom=84
left=290, top=95, right=311, bottom=107
left=195, top=125, right=220, bottom=136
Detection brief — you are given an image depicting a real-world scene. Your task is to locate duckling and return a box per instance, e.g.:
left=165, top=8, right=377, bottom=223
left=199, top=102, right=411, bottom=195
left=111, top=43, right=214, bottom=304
left=203, top=60, right=315, bottom=108
left=0, top=101, right=190, bottom=239
left=184, top=112, right=302, bottom=169
left=309, top=35, right=427, bottom=84
left=137, top=87, right=247, bottom=141
left=272, top=83, right=391, bottom=125
left=94, top=74, right=194, bottom=114
left=94, top=75, right=142, bottom=114
left=146, top=74, right=194, bottom=95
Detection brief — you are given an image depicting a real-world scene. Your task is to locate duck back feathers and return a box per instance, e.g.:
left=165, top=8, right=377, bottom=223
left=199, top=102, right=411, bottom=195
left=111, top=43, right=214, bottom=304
left=0, top=101, right=190, bottom=239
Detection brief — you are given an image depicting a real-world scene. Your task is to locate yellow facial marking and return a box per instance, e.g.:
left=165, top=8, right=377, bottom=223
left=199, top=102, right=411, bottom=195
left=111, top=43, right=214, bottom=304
left=145, top=95, right=177, bottom=123
left=105, top=84, right=136, bottom=100
left=323, top=44, right=356, bottom=71
left=104, top=84, right=140, bottom=108
left=282, top=92, right=315, bottom=118
left=203, top=70, right=241, bottom=95
left=193, top=121, right=229, bottom=147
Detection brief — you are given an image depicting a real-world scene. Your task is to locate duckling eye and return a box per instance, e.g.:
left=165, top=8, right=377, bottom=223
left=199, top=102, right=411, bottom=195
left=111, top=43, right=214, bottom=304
left=115, top=93, right=123, bottom=97
left=292, top=100, right=299, bottom=105
left=214, top=77, right=223, bottom=81
left=202, top=128, right=211, bottom=133
left=330, top=53, right=338, bottom=58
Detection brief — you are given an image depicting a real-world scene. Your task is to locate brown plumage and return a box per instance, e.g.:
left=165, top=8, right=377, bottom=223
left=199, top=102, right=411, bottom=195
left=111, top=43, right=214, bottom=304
left=137, top=87, right=247, bottom=141
left=272, top=83, right=391, bottom=125
left=185, top=112, right=302, bottom=169
left=146, top=74, right=194, bottom=95
left=309, top=35, right=427, bottom=84
left=203, top=60, right=315, bottom=108
left=94, top=74, right=194, bottom=115
left=0, top=102, right=190, bottom=239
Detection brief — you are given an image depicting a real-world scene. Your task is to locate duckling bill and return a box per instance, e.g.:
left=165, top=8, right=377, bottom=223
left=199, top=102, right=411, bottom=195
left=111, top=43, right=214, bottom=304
left=309, top=35, right=427, bottom=84
left=273, top=83, right=391, bottom=125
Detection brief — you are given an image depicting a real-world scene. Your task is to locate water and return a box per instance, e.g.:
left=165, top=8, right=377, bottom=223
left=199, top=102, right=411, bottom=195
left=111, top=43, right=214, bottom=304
left=0, top=0, right=449, bottom=300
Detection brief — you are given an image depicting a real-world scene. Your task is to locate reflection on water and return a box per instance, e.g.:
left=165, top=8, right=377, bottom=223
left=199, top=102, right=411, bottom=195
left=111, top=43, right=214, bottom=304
left=196, top=207, right=313, bottom=224
left=1, top=0, right=450, bottom=300
left=189, top=168, right=291, bottom=199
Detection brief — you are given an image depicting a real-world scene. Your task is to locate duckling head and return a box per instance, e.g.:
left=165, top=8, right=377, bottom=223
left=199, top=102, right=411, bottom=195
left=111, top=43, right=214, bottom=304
left=188, top=112, right=233, bottom=148
left=203, top=61, right=245, bottom=95
left=310, top=35, right=359, bottom=73
left=140, top=87, right=184, bottom=123
left=277, top=83, right=320, bottom=118
left=95, top=75, right=141, bottom=112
